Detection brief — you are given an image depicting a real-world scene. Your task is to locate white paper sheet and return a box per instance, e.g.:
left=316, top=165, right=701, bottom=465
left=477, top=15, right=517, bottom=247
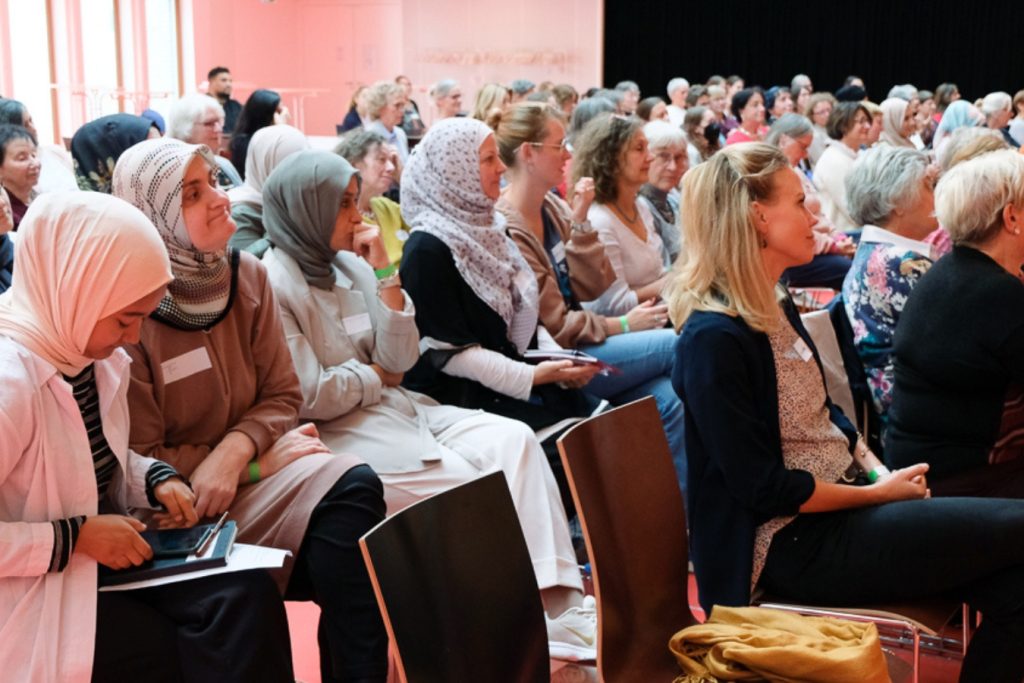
left=98, top=544, right=291, bottom=592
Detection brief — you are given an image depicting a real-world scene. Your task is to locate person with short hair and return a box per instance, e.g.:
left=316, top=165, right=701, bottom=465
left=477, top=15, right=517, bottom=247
left=429, top=79, right=462, bottom=119
left=0, top=124, right=40, bottom=227
left=669, top=142, right=1024, bottom=682
left=0, top=99, right=77, bottom=193
left=167, top=93, right=242, bottom=189
left=567, top=97, right=615, bottom=148
left=791, top=73, right=813, bottom=94
left=395, top=75, right=425, bottom=144
left=685, top=85, right=709, bottom=109
left=804, top=92, right=836, bottom=164
left=614, top=80, right=641, bottom=114
left=841, top=145, right=937, bottom=441
left=635, top=96, right=668, bottom=122
left=813, top=101, right=872, bottom=234
left=206, top=66, right=242, bottom=133
left=981, top=91, right=1017, bottom=148
left=666, top=77, right=690, bottom=127
left=509, top=79, right=536, bottom=103
left=639, top=119, right=688, bottom=264
left=764, top=86, right=794, bottom=124
left=365, top=80, right=410, bottom=163
left=1009, top=89, right=1024, bottom=147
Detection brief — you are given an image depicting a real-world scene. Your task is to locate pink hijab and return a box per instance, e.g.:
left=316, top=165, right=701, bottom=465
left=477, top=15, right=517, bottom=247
left=0, top=192, right=172, bottom=375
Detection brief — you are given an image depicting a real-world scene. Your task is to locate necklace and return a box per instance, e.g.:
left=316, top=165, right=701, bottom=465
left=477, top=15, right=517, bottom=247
left=613, top=198, right=639, bottom=224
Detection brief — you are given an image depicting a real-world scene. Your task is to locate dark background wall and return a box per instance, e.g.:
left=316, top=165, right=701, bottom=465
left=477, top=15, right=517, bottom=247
left=603, top=0, right=1023, bottom=102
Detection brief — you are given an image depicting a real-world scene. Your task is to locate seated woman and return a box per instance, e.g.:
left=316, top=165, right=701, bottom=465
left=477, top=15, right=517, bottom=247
left=813, top=101, right=871, bottom=235
left=0, top=124, right=39, bottom=227
left=638, top=120, right=688, bottom=264
left=888, top=150, right=1024, bottom=498
left=168, top=94, right=243, bottom=189
left=669, top=143, right=1024, bottom=683
left=0, top=98, right=77, bottom=192
left=841, top=145, right=936, bottom=444
left=932, top=100, right=984, bottom=160
left=111, top=138, right=388, bottom=683
left=766, top=114, right=854, bottom=290
left=228, top=89, right=286, bottom=180
left=261, top=149, right=596, bottom=660
left=0, top=187, right=12, bottom=292
left=398, top=118, right=599, bottom=487
left=71, top=114, right=160, bottom=193
left=334, top=129, right=408, bottom=267
left=0, top=191, right=292, bottom=682
left=879, top=97, right=917, bottom=148
left=572, top=114, right=668, bottom=316
left=493, top=103, right=686, bottom=491
left=683, top=106, right=721, bottom=168
left=471, top=83, right=511, bottom=122
left=226, top=124, right=310, bottom=257
left=364, top=81, right=410, bottom=165
left=804, top=93, right=835, bottom=165
left=724, top=88, right=768, bottom=144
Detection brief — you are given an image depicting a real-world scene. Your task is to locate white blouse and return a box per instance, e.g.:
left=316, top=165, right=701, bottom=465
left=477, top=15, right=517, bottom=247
left=585, top=201, right=666, bottom=316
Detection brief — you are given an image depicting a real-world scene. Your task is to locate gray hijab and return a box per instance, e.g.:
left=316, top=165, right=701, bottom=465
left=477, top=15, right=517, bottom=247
left=262, top=150, right=361, bottom=290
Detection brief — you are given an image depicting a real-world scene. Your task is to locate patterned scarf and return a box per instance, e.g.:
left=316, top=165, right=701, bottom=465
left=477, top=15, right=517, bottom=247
left=70, top=114, right=156, bottom=193
left=402, top=117, right=539, bottom=353
left=112, top=138, right=234, bottom=330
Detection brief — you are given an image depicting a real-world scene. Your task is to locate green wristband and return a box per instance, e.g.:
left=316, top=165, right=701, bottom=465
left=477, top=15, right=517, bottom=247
left=374, top=263, right=397, bottom=280
left=619, top=315, right=630, bottom=333
left=248, top=460, right=261, bottom=484
left=866, top=465, right=891, bottom=483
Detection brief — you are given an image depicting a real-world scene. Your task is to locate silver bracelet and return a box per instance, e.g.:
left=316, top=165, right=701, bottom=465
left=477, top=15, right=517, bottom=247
left=376, top=273, right=401, bottom=291
left=570, top=219, right=593, bottom=233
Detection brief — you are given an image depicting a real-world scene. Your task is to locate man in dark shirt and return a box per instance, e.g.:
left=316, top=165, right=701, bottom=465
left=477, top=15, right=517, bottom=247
left=208, top=66, right=242, bottom=135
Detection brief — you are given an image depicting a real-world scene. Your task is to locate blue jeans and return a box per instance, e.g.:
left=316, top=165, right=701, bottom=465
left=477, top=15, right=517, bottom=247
left=581, top=328, right=687, bottom=497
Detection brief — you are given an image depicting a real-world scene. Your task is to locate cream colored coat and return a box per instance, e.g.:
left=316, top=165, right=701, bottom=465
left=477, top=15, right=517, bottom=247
left=263, top=248, right=479, bottom=473
left=0, top=339, right=163, bottom=682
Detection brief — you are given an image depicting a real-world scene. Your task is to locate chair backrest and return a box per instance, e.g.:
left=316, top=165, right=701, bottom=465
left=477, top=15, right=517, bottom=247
left=557, top=396, right=696, bottom=682
left=359, top=472, right=549, bottom=683
left=826, top=296, right=884, bottom=453
left=800, top=308, right=858, bottom=422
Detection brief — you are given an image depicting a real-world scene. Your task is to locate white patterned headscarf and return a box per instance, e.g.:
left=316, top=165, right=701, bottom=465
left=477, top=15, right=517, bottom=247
left=227, top=124, right=310, bottom=208
left=112, top=137, right=233, bottom=330
left=402, top=117, right=539, bottom=352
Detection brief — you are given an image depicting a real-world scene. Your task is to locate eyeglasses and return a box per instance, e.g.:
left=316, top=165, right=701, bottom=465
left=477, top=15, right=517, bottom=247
left=654, top=151, right=687, bottom=165
left=526, top=138, right=568, bottom=152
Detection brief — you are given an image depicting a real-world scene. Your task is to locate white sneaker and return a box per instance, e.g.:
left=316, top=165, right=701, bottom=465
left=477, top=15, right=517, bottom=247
left=546, top=598, right=598, bottom=662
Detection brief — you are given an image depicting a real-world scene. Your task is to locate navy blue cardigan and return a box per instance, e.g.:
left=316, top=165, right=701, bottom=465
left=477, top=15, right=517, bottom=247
left=671, top=300, right=857, bottom=614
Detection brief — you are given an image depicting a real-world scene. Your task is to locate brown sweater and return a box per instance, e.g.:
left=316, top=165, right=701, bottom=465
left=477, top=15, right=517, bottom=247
left=497, top=191, right=616, bottom=347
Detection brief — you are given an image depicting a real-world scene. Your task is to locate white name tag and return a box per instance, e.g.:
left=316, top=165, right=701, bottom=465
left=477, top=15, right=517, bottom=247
left=550, top=241, right=566, bottom=264
left=793, top=337, right=814, bottom=363
left=161, top=347, right=213, bottom=385
left=342, top=312, right=373, bottom=335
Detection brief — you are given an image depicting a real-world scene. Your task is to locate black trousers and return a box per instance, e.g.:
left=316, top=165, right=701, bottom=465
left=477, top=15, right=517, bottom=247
left=92, top=569, right=293, bottom=682
left=285, top=464, right=388, bottom=683
left=761, top=497, right=1024, bottom=683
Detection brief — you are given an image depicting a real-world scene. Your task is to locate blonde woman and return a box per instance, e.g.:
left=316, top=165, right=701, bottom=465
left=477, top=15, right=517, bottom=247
left=667, top=142, right=1024, bottom=682
left=471, top=83, right=511, bottom=121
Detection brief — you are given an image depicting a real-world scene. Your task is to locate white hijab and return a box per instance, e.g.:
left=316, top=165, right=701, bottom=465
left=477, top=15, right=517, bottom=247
left=0, top=192, right=172, bottom=375
left=227, top=124, right=310, bottom=208
left=402, top=117, right=539, bottom=352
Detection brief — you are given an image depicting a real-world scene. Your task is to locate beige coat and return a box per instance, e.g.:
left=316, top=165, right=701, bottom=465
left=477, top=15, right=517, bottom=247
left=496, top=191, right=616, bottom=347
left=263, top=248, right=480, bottom=474
left=125, top=252, right=362, bottom=591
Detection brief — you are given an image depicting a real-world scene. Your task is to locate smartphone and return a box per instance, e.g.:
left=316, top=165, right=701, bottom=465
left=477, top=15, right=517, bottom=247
left=140, top=525, right=215, bottom=559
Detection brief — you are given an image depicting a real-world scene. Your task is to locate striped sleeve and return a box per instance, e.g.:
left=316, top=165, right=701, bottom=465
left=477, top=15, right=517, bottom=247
left=48, top=515, right=86, bottom=572
left=145, top=461, right=185, bottom=508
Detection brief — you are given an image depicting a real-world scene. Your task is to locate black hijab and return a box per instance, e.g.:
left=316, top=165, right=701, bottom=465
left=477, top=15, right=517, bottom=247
left=71, top=114, right=155, bottom=193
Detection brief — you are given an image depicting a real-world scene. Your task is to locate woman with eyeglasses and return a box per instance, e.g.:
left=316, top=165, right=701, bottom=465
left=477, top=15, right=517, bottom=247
left=813, top=101, right=873, bottom=235
left=570, top=113, right=669, bottom=317
left=493, top=103, right=689, bottom=496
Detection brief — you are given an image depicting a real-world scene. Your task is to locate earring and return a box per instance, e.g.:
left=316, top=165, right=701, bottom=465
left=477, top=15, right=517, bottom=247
left=1015, top=228, right=1021, bottom=235
left=760, top=235, right=768, bottom=248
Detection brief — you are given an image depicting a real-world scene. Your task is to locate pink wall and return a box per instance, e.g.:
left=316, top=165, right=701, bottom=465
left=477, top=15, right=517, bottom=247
left=190, top=0, right=602, bottom=136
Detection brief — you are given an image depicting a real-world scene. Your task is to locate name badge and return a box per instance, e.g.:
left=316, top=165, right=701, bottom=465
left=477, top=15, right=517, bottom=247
left=793, top=337, right=814, bottom=363
left=550, top=241, right=566, bottom=264
left=342, top=312, right=373, bottom=335
left=161, top=347, right=213, bottom=385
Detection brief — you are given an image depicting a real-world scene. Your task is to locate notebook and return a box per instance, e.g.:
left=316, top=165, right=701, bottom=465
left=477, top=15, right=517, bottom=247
left=98, top=521, right=238, bottom=588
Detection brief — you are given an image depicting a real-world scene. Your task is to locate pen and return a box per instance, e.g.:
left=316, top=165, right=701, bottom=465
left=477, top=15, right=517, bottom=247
left=195, top=511, right=229, bottom=557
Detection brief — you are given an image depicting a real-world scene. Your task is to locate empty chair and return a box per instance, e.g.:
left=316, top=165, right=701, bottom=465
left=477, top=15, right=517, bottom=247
left=359, top=472, right=549, bottom=683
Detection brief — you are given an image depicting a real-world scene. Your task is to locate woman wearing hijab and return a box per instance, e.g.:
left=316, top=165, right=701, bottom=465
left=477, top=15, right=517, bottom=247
left=71, top=114, right=159, bottom=192
left=0, top=191, right=293, bottom=682
left=261, top=149, right=597, bottom=661
left=112, top=138, right=388, bottom=683
left=932, top=100, right=984, bottom=158
left=879, top=98, right=917, bottom=149
left=398, top=118, right=599, bottom=498
left=227, top=124, right=310, bottom=257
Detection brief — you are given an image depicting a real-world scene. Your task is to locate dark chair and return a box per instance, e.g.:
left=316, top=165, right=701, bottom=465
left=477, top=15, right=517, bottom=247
left=558, top=396, right=962, bottom=683
left=359, top=472, right=549, bottom=683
